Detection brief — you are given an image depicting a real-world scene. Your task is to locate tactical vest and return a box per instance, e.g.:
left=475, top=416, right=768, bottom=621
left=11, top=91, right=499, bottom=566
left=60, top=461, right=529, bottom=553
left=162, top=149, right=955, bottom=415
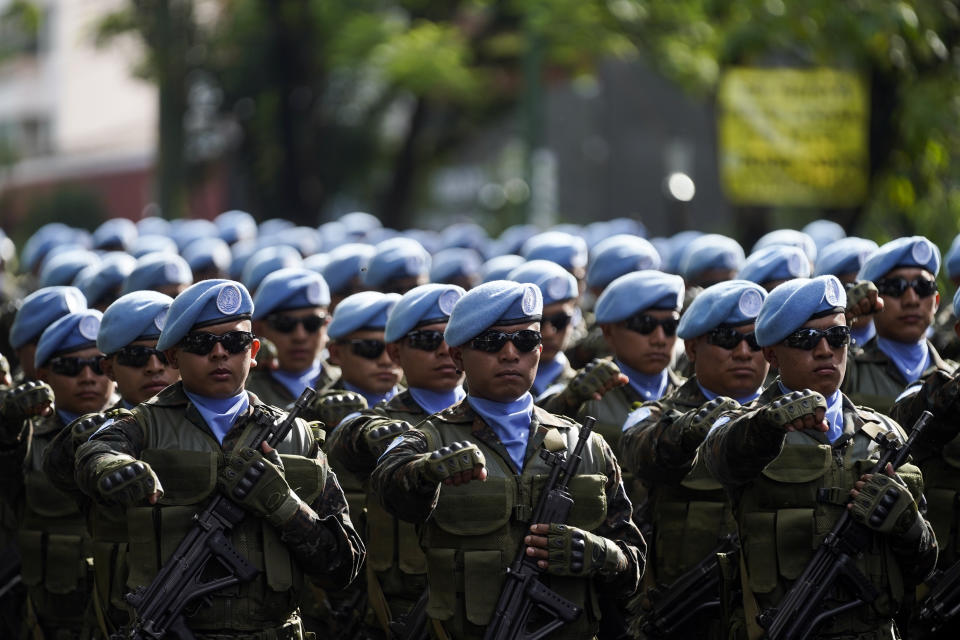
left=18, top=415, right=94, bottom=631
left=416, top=413, right=609, bottom=640
left=123, top=399, right=326, bottom=632
left=735, top=421, right=923, bottom=635
left=914, top=434, right=960, bottom=567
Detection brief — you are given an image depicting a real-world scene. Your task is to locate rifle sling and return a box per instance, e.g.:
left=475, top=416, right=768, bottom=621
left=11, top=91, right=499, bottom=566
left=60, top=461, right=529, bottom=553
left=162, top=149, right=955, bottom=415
left=738, top=551, right=764, bottom=640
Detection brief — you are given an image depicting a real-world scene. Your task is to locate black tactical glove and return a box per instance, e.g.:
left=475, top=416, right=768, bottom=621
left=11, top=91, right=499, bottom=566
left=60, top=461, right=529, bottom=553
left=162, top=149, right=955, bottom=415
left=416, top=441, right=486, bottom=485
left=70, top=412, right=113, bottom=448
left=96, top=456, right=163, bottom=506
left=219, top=447, right=300, bottom=527
left=557, top=359, right=625, bottom=408
left=850, top=474, right=923, bottom=543
left=363, top=420, right=412, bottom=457
left=311, top=391, right=368, bottom=429
left=0, top=381, right=54, bottom=445
left=760, top=390, right=827, bottom=432
left=675, top=396, right=741, bottom=454
left=538, top=524, right=627, bottom=577
left=845, top=280, right=883, bottom=318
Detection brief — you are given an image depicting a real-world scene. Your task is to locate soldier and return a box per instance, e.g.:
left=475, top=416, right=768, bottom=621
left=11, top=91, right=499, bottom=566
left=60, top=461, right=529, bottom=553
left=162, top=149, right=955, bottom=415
left=370, top=279, right=645, bottom=640
left=8, top=285, right=87, bottom=382
left=363, top=238, right=431, bottom=295
left=242, top=246, right=302, bottom=295
left=677, top=234, right=744, bottom=289
left=321, top=244, right=376, bottom=313
left=702, top=275, right=937, bottom=640
left=1, top=309, right=116, bottom=638
left=182, top=237, right=232, bottom=282
left=842, top=236, right=956, bottom=414
left=520, top=231, right=589, bottom=294
left=326, top=283, right=466, bottom=635
left=74, top=279, right=364, bottom=639
left=738, top=245, right=811, bottom=291
left=813, top=237, right=879, bottom=347
left=121, top=252, right=193, bottom=297
left=76, top=252, right=137, bottom=312
left=246, top=267, right=339, bottom=408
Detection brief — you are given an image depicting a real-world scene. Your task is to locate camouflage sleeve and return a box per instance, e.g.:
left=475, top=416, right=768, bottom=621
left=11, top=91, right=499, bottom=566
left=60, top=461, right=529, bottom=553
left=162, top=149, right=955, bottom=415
left=890, top=512, right=939, bottom=584
left=325, top=411, right=389, bottom=478
left=278, top=465, right=365, bottom=590
left=41, top=421, right=85, bottom=502
left=74, top=414, right=147, bottom=501
left=0, top=421, right=27, bottom=504
left=590, top=434, right=645, bottom=596
left=619, top=402, right=695, bottom=485
left=701, top=406, right=786, bottom=490
left=369, top=428, right=440, bottom=524
left=890, top=370, right=959, bottom=450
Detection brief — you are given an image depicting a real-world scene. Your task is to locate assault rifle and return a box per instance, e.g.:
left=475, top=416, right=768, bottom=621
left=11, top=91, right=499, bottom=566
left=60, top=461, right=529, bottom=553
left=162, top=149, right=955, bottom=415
left=918, top=552, right=960, bottom=630
left=757, top=410, right=933, bottom=640
left=483, top=416, right=596, bottom=640
left=639, top=533, right=738, bottom=637
left=118, top=387, right=317, bottom=640
left=390, top=588, right=429, bottom=640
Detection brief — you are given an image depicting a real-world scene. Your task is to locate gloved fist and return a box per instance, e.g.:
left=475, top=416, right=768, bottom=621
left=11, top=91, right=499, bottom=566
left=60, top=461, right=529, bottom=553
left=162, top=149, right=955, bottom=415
left=845, top=281, right=883, bottom=319
left=97, top=457, right=163, bottom=506
left=561, top=359, right=628, bottom=407
left=0, top=380, right=54, bottom=426
left=761, top=390, right=828, bottom=433
left=676, top=396, right=740, bottom=453
left=219, top=446, right=300, bottom=527
left=418, top=441, right=486, bottom=486
left=311, top=391, right=368, bottom=429
left=363, top=420, right=412, bottom=457
left=849, top=472, right=923, bottom=542
left=70, top=412, right=112, bottom=448
left=525, top=523, right=627, bottom=577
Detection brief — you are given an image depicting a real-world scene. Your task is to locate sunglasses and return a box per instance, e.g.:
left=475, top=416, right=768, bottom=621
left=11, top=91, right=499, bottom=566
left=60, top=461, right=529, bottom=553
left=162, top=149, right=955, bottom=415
left=624, top=314, right=679, bottom=337
left=406, top=329, right=445, bottom=352
left=543, top=311, right=574, bottom=332
left=49, top=355, right=105, bottom=377
left=180, top=331, right=255, bottom=356
left=874, top=277, right=938, bottom=298
left=266, top=313, right=327, bottom=334
left=707, top=327, right=761, bottom=351
left=115, top=345, right=169, bottom=367
left=783, top=325, right=851, bottom=350
left=339, top=339, right=387, bottom=360
left=470, top=329, right=542, bottom=353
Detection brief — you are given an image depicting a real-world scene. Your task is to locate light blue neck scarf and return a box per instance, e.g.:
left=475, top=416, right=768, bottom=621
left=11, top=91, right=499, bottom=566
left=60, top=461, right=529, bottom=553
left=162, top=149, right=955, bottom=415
left=697, top=381, right=762, bottom=406
left=615, top=359, right=669, bottom=402
left=409, top=385, right=465, bottom=416
left=778, top=381, right=844, bottom=443
left=850, top=321, right=876, bottom=347
left=876, top=336, right=930, bottom=384
left=184, top=389, right=250, bottom=444
left=271, top=359, right=323, bottom=399
left=342, top=380, right=397, bottom=410
left=533, top=353, right=568, bottom=396
left=468, top=393, right=534, bottom=471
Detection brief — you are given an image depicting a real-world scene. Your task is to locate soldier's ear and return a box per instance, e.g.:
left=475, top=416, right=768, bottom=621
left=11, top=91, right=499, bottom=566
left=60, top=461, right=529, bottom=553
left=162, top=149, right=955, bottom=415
left=164, top=348, right=180, bottom=370
left=100, top=356, right=118, bottom=382
left=449, top=346, right=464, bottom=372
left=684, top=337, right=698, bottom=364
left=386, top=342, right=401, bottom=363
left=327, top=341, right=342, bottom=366
left=762, top=346, right=779, bottom=368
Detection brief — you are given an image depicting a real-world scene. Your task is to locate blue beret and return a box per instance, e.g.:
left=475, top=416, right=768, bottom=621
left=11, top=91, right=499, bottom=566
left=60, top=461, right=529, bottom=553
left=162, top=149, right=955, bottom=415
left=169, top=219, right=218, bottom=252
left=521, top=231, right=588, bottom=270
left=586, top=218, right=647, bottom=249
left=953, top=287, right=960, bottom=317
left=677, top=280, right=767, bottom=339
left=214, top=210, right=258, bottom=245
left=858, top=236, right=941, bottom=282
left=78, top=253, right=137, bottom=306
left=130, top=234, right=179, bottom=258
left=328, top=291, right=401, bottom=339
left=384, top=284, right=465, bottom=343
left=443, top=280, right=543, bottom=347
left=739, top=245, right=811, bottom=285
left=93, top=218, right=138, bottom=250
left=664, top=231, right=703, bottom=274
left=754, top=276, right=846, bottom=347
left=802, top=219, right=846, bottom=252
left=302, top=253, right=330, bottom=274
left=587, top=235, right=661, bottom=289
left=228, top=240, right=258, bottom=280
left=481, top=255, right=525, bottom=283
left=321, top=243, right=376, bottom=293
left=259, top=218, right=295, bottom=237
left=182, top=237, right=232, bottom=273
left=39, top=250, right=100, bottom=288
left=403, top=229, right=441, bottom=255
left=340, top=212, right=382, bottom=238
left=752, top=229, right=818, bottom=263
left=440, top=222, right=490, bottom=254
left=10, top=286, right=87, bottom=349
left=595, top=271, right=685, bottom=323
left=21, top=224, right=76, bottom=273
left=363, top=238, right=431, bottom=288
left=491, top=224, right=539, bottom=256
left=430, top=248, right=482, bottom=285
left=35, top=309, right=103, bottom=368
left=508, top=260, right=578, bottom=305
left=122, top=253, right=193, bottom=295
left=98, top=291, right=174, bottom=354
left=156, top=280, right=254, bottom=350
left=136, top=216, right=171, bottom=237
left=252, top=268, right=331, bottom=319
left=813, top=237, right=878, bottom=277
left=241, top=246, right=302, bottom=292
left=946, top=234, right=960, bottom=280
left=678, top=234, right=744, bottom=280
left=268, top=226, right=321, bottom=257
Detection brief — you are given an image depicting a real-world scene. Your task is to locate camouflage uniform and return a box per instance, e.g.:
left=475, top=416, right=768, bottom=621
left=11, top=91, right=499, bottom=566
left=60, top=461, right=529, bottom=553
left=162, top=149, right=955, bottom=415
left=702, top=383, right=938, bottom=639
left=74, top=382, right=364, bottom=639
left=930, top=309, right=959, bottom=362
left=370, top=399, right=645, bottom=640
left=842, top=337, right=956, bottom=415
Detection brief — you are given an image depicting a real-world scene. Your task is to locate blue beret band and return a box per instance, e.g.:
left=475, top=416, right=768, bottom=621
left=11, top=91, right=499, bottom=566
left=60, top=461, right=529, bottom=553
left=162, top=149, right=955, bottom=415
left=10, top=286, right=87, bottom=349
left=677, top=280, right=767, bottom=339
left=252, top=268, right=331, bottom=319
left=595, top=271, right=685, bottom=324
left=157, top=279, right=254, bottom=350
left=444, top=280, right=543, bottom=347
left=385, top=284, right=465, bottom=343
left=98, top=291, right=174, bottom=354
left=36, top=309, right=103, bottom=367
left=754, top=276, right=847, bottom=347
left=508, top=260, right=578, bottom=305
left=858, top=236, right=940, bottom=282
left=328, top=291, right=401, bottom=339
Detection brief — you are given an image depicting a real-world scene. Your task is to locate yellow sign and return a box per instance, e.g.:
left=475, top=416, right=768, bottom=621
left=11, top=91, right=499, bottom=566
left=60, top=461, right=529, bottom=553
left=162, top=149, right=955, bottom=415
left=718, top=67, right=869, bottom=207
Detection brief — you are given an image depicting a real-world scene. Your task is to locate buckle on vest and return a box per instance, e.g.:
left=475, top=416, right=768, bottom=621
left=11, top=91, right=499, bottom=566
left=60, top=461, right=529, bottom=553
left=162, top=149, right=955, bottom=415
left=816, top=487, right=848, bottom=507
left=513, top=504, right=532, bottom=522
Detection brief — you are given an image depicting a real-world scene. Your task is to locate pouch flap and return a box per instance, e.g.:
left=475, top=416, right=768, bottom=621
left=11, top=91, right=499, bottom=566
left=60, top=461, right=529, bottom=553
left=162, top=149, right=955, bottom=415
left=464, top=550, right=502, bottom=626
left=432, top=477, right=511, bottom=536
left=761, top=445, right=831, bottom=484
left=25, top=470, right=81, bottom=518
left=45, top=533, right=85, bottom=594
left=366, top=499, right=396, bottom=572
left=743, top=511, right=777, bottom=594
left=17, top=529, right=43, bottom=586
left=280, top=454, right=326, bottom=505
left=680, top=457, right=723, bottom=491
left=143, top=448, right=218, bottom=505
left=425, top=548, right=457, bottom=621
left=776, top=508, right=813, bottom=580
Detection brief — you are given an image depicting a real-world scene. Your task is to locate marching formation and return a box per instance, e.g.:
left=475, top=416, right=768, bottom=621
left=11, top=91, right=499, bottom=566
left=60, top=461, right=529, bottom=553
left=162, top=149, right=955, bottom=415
left=1, top=211, right=960, bottom=640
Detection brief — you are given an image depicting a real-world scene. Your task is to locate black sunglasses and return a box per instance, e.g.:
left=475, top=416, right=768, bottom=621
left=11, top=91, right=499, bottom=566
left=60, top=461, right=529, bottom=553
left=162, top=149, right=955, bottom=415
left=115, top=345, right=169, bottom=367
left=783, top=325, right=851, bottom=350
left=707, top=327, right=761, bottom=351
left=266, top=313, right=327, bottom=334
left=49, top=355, right=105, bottom=377
left=874, top=277, right=938, bottom=298
left=339, top=338, right=387, bottom=359
left=624, top=314, right=679, bottom=337
left=180, top=331, right=255, bottom=356
left=543, top=311, right=574, bottom=332
left=406, top=329, right=445, bottom=352
left=470, top=329, right=542, bottom=353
